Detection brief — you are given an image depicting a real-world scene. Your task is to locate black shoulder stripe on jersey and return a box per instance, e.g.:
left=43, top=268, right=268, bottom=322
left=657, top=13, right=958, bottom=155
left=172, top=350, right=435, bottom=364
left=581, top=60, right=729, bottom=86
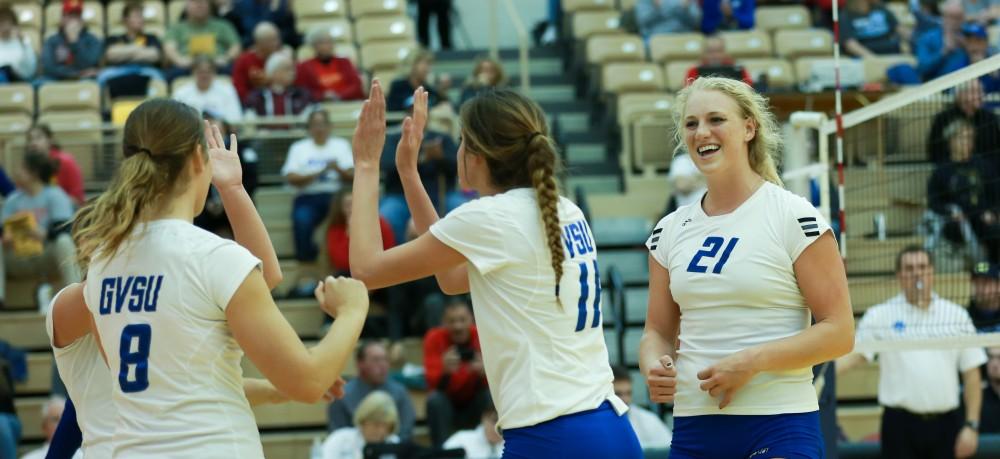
left=650, top=236, right=660, bottom=243
left=797, top=217, right=817, bottom=223
left=652, top=227, right=663, bottom=235
left=804, top=231, right=820, bottom=237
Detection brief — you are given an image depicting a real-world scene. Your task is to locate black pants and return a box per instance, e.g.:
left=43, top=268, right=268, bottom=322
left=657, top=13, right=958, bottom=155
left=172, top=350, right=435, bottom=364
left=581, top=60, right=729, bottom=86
left=881, top=406, right=962, bottom=459
left=417, top=0, right=452, bottom=49
left=426, top=386, right=490, bottom=446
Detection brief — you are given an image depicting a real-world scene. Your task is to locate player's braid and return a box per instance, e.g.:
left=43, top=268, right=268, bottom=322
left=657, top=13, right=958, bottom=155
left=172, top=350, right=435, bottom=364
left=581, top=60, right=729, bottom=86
left=527, top=135, right=564, bottom=295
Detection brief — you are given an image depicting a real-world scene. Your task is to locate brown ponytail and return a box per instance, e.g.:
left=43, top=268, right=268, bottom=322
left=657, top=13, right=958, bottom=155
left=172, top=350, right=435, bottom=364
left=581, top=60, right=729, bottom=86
left=459, top=89, right=566, bottom=295
left=72, top=98, right=206, bottom=271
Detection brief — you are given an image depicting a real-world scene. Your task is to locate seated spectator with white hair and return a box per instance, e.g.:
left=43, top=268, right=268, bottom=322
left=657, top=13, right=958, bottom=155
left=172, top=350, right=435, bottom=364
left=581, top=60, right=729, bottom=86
left=20, top=396, right=79, bottom=459
left=321, top=391, right=401, bottom=459
left=295, top=28, right=365, bottom=102
left=172, top=56, right=243, bottom=123
left=0, top=5, right=36, bottom=83
left=232, top=21, right=287, bottom=104
left=244, top=52, right=311, bottom=118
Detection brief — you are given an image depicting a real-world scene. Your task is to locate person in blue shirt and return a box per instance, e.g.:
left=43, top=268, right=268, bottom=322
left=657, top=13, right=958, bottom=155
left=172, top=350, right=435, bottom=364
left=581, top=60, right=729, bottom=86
left=917, top=5, right=1000, bottom=89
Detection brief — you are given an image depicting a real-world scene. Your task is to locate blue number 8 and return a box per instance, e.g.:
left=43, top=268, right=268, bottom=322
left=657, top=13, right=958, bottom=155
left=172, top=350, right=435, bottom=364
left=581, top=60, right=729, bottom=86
left=119, top=324, right=151, bottom=393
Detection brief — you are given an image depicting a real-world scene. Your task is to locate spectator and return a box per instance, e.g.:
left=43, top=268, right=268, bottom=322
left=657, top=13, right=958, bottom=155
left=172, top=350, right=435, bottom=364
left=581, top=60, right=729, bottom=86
left=235, top=0, right=299, bottom=49
left=417, top=0, right=453, bottom=50
left=915, top=3, right=999, bottom=84
left=281, top=110, right=353, bottom=269
left=459, top=56, right=507, bottom=106
left=838, top=246, right=987, bottom=459
left=663, top=153, right=706, bottom=216
left=379, top=100, right=464, bottom=243
left=163, top=0, right=241, bottom=80
left=910, top=0, right=942, bottom=48
left=424, top=300, right=490, bottom=446
left=611, top=365, right=672, bottom=450
left=634, top=0, right=701, bottom=41
left=326, top=189, right=395, bottom=276
left=963, top=0, right=1000, bottom=24
left=172, top=56, right=243, bottom=123
left=927, top=79, right=1000, bottom=163
left=232, top=22, right=284, bottom=104
left=321, top=391, right=401, bottom=459
left=0, top=153, right=80, bottom=318
left=442, top=400, right=504, bottom=459
left=244, top=53, right=311, bottom=118
left=25, top=124, right=84, bottom=207
left=327, top=343, right=416, bottom=441
left=296, top=28, right=364, bottom=102
left=969, top=262, right=1000, bottom=331
left=0, top=355, right=19, bottom=459
left=387, top=50, right=449, bottom=112
left=98, top=2, right=165, bottom=99
left=18, top=397, right=66, bottom=459
left=983, top=347, right=1000, bottom=433
left=924, top=118, right=1000, bottom=264
left=701, top=0, right=754, bottom=34
left=684, top=35, right=753, bottom=86
left=40, top=1, right=102, bottom=83
left=0, top=5, right=36, bottom=83
left=841, top=0, right=906, bottom=57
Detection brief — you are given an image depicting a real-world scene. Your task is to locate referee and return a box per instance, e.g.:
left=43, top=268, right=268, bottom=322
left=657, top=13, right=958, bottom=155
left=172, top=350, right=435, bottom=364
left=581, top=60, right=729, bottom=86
left=838, top=246, right=987, bottom=458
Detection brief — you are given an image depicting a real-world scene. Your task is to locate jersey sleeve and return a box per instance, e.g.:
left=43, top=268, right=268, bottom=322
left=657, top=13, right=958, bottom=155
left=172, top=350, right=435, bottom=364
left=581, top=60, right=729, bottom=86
left=645, top=215, right=672, bottom=269
left=200, top=240, right=262, bottom=311
left=429, top=200, right=512, bottom=275
left=782, top=193, right=832, bottom=263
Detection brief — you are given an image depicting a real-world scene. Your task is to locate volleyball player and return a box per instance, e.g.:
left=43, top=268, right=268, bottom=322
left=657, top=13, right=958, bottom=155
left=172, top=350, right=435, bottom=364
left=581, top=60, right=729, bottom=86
left=69, top=98, right=369, bottom=457
left=346, top=83, right=641, bottom=458
left=639, top=77, right=855, bottom=458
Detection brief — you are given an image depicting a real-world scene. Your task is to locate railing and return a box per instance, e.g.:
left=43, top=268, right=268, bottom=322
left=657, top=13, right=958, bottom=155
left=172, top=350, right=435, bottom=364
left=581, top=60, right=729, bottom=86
left=489, top=0, right=532, bottom=94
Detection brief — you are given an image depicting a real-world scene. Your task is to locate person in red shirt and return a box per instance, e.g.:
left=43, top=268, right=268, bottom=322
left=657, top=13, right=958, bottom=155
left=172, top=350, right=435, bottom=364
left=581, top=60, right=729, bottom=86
left=26, top=124, right=84, bottom=206
left=295, top=28, right=365, bottom=102
left=684, top=35, right=753, bottom=88
left=232, top=21, right=283, bottom=104
left=423, top=300, right=490, bottom=447
left=325, top=189, right=395, bottom=275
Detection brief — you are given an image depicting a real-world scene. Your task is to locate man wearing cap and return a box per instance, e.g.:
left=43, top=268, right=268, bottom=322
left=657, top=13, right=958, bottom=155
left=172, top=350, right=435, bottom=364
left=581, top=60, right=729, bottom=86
left=970, top=262, right=1000, bottom=332
left=40, top=0, right=103, bottom=82
left=917, top=2, right=999, bottom=85
left=837, top=246, right=987, bottom=459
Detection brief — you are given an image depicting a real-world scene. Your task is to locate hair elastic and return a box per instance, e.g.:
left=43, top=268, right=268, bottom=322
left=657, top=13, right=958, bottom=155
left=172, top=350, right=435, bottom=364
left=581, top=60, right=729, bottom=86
left=123, top=145, right=152, bottom=158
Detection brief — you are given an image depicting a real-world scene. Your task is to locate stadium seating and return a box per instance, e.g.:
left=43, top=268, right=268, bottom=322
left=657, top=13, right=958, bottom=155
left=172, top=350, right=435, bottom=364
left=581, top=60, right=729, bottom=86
left=37, top=81, right=100, bottom=113
left=648, top=33, right=704, bottom=64
left=571, top=10, right=624, bottom=41
left=11, top=3, right=42, bottom=31
left=0, top=114, right=32, bottom=141
left=586, top=34, right=644, bottom=66
left=297, top=17, right=354, bottom=42
left=754, top=5, right=812, bottom=33
left=563, top=0, right=616, bottom=13
left=296, top=0, right=349, bottom=20
left=601, top=62, right=664, bottom=94
left=0, top=84, right=34, bottom=116
left=739, top=58, right=796, bottom=89
left=349, top=0, right=407, bottom=19
left=43, top=1, right=103, bottom=33
left=359, top=39, right=418, bottom=74
left=355, top=16, right=415, bottom=44
left=774, top=29, right=834, bottom=59
left=719, top=30, right=773, bottom=59
left=663, top=60, right=697, bottom=91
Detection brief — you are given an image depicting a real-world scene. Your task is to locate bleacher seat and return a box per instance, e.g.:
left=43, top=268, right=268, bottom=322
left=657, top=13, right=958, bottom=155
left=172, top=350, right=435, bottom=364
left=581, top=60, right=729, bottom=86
left=359, top=40, right=417, bottom=74
left=601, top=63, right=664, bottom=94
left=253, top=401, right=327, bottom=429
left=0, top=84, right=33, bottom=116
left=838, top=405, right=882, bottom=442
left=586, top=35, right=644, bottom=66
left=863, top=54, right=917, bottom=84
left=0, top=114, right=32, bottom=141
left=36, top=111, right=103, bottom=182
left=571, top=11, right=624, bottom=41
left=349, top=0, right=406, bottom=19
left=296, top=0, right=348, bottom=20
left=846, top=236, right=923, bottom=275
left=649, top=33, right=704, bottom=64
left=617, top=92, right=674, bottom=173
left=11, top=3, right=41, bottom=31
left=15, top=397, right=45, bottom=441
left=297, top=17, right=354, bottom=43
left=774, top=29, right=834, bottom=59
left=37, top=81, right=100, bottom=113
left=754, top=5, right=811, bottom=33
left=106, top=0, right=166, bottom=29
left=719, top=30, right=772, bottom=58
left=739, top=58, right=796, bottom=89
left=618, top=0, right=638, bottom=9
left=15, top=353, right=53, bottom=396
left=663, top=60, right=697, bottom=90
left=354, top=16, right=414, bottom=44
left=0, top=312, right=47, bottom=349
left=44, top=1, right=103, bottom=33
left=563, top=0, right=616, bottom=13
left=166, top=0, right=186, bottom=24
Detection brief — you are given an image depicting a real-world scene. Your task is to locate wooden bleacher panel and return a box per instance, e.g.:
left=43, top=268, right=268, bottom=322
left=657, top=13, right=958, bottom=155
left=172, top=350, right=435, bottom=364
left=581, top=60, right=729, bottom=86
left=278, top=299, right=326, bottom=339
left=633, top=114, right=676, bottom=170
left=563, top=0, right=616, bottom=13
left=11, top=3, right=41, bottom=31
left=256, top=188, right=296, bottom=258
left=571, top=11, right=624, bottom=41
left=719, top=30, right=773, bottom=59
left=755, top=5, right=812, bottom=33
left=0, top=312, right=48, bottom=350
left=296, top=0, right=349, bottom=21
left=15, top=353, right=54, bottom=396
left=837, top=405, right=883, bottom=442
left=619, top=0, right=638, bottom=9
left=774, top=29, right=834, bottom=59
left=837, top=360, right=880, bottom=400
left=883, top=100, right=941, bottom=162
left=648, top=33, right=704, bottom=64
left=663, top=60, right=697, bottom=91
left=586, top=34, right=644, bottom=66
left=44, top=1, right=104, bottom=34
left=617, top=92, right=674, bottom=173
left=297, top=17, right=354, bottom=43
left=0, top=84, right=33, bottom=116
left=349, top=0, right=406, bottom=19
left=885, top=2, right=915, bottom=28
left=38, top=81, right=100, bottom=113
left=15, top=396, right=45, bottom=441
left=601, top=63, right=664, bottom=94
left=359, top=40, right=418, bottom=74
left=355, top=16, right=414, bottom=45
left=0, top=113, right=32, bottom=141
left=846, top=236, right=924, bottom=275
left=261, top=432, right=323, bottom=459
left=863, top=54, right=917, bottom=84
left=738, top=58, right=796, bottom=89
left=253, top=401, right=327, bottom=428
left=36, top=111, right=104, bottom=184
left=849, top=272, right=971, bottom=314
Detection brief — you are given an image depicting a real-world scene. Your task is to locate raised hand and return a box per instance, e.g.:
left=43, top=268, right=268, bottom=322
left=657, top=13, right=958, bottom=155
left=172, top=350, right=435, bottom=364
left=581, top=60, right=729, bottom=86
left=395, top=87, right=429, bottom=174
left=351, top=79, right=387, bottom=168
left=314, top=276, right=370, bottom=320
left=204, top=121, right=242, bottom=189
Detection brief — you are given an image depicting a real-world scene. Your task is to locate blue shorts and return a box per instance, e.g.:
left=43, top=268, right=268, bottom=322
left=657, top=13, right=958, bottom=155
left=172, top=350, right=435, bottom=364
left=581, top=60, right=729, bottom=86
left=501, top=401, right=642, bottom=459
left=670, top=411, right=824, bottom=459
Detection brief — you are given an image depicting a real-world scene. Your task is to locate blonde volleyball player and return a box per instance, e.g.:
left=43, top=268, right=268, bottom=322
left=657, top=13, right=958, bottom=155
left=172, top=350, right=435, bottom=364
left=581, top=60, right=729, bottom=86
left=69, top=98, right=369, bottom=458
left=346, top=83, right=641, bottom=458
left=639, top=77, right=855, bottom=458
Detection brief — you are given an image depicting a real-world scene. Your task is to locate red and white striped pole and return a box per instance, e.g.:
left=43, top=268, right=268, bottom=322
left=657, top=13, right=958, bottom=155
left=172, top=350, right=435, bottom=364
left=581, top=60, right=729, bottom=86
left=831, top=0, right=848, bottom=258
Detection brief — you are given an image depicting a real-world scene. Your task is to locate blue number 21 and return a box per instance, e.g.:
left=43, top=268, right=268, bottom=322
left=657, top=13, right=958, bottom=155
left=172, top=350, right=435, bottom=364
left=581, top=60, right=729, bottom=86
left=686, top=237, right=739, bottom=274
left=119, top=324, right=151, bottom=393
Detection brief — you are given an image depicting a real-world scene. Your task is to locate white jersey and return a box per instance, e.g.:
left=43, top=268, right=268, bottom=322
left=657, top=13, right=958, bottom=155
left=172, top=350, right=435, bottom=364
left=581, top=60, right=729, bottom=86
left=430, top=188, right=627, bottom=430
left=646, top=182, right=829, bottom=416
left=45, top=288, right=115, bottom=459
left=84, top=219, right=263, bottom=458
